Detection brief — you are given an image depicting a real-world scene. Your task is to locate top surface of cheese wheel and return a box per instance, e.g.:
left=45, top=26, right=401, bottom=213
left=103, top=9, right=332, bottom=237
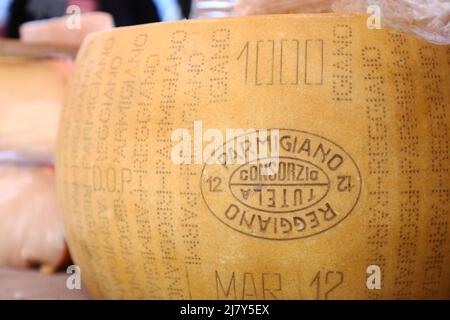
left=56, top=14, right=450, bottom=299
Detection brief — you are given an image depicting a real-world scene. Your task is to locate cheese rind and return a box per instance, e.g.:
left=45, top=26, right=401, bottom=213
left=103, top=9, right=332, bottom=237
left=56, top=14, right=450, bottom=299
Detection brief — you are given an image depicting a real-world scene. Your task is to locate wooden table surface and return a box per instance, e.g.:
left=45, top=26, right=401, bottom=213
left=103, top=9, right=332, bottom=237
left=0, top=268, right=90, bottom=300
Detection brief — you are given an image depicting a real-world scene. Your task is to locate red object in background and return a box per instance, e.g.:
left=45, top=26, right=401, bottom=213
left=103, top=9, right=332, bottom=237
left=68, top=0, right=99, bottom=13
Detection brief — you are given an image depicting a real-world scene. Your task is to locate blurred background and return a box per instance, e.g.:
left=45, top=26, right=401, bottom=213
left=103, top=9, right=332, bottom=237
left=1, top=0, right=191, bottom=38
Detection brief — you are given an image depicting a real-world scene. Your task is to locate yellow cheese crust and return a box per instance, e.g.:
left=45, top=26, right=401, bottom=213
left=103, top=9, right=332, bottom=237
left=56, top=14, right=450, bottom=299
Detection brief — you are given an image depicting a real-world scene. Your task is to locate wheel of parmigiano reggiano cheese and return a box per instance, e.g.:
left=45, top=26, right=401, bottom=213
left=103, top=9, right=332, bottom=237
left=56, top=14, right=450, bottom=299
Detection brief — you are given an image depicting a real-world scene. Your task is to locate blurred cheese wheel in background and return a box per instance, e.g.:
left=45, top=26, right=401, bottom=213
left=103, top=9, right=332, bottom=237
left=20, top=12, right=114, bottom=48
left=0, top=56, right=70, bottom=163
left=0, top=165, right=67, bottom=270
left=56, top=14, right=450, bottom=299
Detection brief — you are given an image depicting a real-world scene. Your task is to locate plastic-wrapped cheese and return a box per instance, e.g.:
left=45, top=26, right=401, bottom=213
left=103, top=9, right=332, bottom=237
left=56, top=14, right=450, bottom=299
left=231, top=0, right=450, bottom=45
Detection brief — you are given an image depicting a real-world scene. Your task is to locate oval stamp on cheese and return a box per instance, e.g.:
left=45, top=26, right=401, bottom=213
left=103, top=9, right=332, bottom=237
left=201, top=129, right=362, bottom=240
